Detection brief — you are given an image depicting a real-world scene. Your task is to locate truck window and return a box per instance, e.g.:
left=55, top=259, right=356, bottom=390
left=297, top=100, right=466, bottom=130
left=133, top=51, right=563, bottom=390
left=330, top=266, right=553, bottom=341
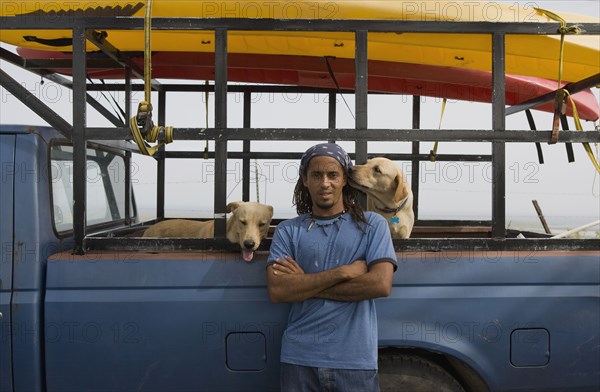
left=50, top=144, right=127, bottom=233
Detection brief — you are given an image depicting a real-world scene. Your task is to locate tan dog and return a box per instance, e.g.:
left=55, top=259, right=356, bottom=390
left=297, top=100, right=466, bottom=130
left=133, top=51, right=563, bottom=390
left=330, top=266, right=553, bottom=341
left=348, top=157, right=414, bottom=239
left=142, top=201, right=274, bottom=262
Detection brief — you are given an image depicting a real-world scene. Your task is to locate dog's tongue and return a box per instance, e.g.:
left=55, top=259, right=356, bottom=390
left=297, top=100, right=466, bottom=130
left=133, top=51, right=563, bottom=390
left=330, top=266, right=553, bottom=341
left=242, top=250, right=254, bottom=262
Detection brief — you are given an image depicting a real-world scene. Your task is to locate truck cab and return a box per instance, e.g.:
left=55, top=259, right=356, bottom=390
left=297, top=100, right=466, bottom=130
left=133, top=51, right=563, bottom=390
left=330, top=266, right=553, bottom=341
left=1, top=125, right=292, bottom=391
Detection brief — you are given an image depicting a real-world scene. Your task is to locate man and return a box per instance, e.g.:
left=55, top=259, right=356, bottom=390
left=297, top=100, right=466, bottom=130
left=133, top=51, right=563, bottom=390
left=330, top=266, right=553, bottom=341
left=267, top=143, right=397, bottom=392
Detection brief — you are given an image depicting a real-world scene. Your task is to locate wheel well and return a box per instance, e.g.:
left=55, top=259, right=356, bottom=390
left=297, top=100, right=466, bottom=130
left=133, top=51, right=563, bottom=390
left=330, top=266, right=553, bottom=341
left=378, top=347, right=490, bottom=392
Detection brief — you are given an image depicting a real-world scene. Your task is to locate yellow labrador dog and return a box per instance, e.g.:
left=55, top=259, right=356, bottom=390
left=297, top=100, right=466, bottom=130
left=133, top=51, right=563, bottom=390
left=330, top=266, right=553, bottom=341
left=142, top=201, right=274, bottom=262
left=348, top=157, right=414, bottom=239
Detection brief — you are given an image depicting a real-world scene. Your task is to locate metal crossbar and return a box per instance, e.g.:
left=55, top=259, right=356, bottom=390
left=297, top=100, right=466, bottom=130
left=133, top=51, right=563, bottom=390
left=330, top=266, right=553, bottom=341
left=1, top=17, right=599, bottom=34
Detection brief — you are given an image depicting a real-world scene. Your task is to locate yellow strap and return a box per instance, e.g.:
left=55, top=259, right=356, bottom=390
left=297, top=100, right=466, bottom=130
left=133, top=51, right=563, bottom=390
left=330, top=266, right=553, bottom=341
left=563, top=90, right=600, bottom=174
left=535, top=8, right=581, bottom=88
left=128, top=0, right=174, bottom=156
left=430, top=98, right=447, bottom=162
left=255, top=160, right=260, bottom=203
left=534, top=9, right=597, bottom=172
left=129, top=107, right=174, bottom=156
left=129, top=115, right=153, bottom=156
left=144, top=0, right=152, bottom=102
left=204, top=80, right=209, bottom=159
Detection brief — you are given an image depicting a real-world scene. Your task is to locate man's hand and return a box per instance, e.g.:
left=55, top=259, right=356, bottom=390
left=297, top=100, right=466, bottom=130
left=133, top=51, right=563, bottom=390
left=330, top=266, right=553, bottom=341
left=267, top=257, right=370, bottom=303
left=272, top=257, right=367, bottom=279
left=271, top=256, right=305, bottom=275
left=315, top=261, right=394, bottom=302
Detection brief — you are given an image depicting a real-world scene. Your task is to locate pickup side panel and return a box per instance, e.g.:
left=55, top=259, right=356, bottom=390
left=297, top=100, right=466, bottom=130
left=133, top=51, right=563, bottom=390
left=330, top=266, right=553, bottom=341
left=378, top=251, right=600, bottom=392
left=0, top=135, right=16, bottom=392
left=44, top=250, right=600, bottom=392
left=44, top=252, right=289, bottom=392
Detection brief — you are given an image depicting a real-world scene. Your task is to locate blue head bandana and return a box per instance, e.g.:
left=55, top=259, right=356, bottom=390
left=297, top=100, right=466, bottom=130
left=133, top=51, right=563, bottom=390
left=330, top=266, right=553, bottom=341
left=299, top=143, right=353, bottom=176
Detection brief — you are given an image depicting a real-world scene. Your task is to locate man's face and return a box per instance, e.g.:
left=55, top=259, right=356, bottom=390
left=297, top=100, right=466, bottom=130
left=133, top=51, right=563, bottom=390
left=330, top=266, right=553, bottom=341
left=302, top=156, right=347, bottom=216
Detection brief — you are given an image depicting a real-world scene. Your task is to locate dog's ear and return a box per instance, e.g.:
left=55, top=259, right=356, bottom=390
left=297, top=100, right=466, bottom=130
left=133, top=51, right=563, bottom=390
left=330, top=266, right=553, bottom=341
left=267, top=205, right=274, bottom=218
left=226, top=201, right=243, bottom=213
left=393, top=173, right=407, bottom=203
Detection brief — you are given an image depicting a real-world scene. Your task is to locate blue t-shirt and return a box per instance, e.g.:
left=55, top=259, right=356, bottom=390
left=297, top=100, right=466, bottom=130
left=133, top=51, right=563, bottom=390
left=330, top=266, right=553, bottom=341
left=267, top=211, right=397, bottom=370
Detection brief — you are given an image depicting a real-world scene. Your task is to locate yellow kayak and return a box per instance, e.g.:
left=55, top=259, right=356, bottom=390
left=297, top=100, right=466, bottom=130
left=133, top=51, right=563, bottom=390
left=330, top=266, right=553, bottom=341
left=1, top=1, right=599, bottom=82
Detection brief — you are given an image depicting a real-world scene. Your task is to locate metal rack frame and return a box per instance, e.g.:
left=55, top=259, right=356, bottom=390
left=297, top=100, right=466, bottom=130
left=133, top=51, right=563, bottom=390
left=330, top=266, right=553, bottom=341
left=1, top=15, right=599, bottom=253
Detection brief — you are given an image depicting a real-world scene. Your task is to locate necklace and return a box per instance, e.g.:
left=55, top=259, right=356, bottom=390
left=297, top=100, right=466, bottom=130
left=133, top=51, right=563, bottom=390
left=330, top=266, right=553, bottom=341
left=306, top=211, right=347, bottom=236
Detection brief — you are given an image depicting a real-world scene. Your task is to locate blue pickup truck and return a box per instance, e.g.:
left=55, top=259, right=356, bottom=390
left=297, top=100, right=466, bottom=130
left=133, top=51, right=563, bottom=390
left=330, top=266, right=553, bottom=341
left=1, top=124, right=599, bottom=391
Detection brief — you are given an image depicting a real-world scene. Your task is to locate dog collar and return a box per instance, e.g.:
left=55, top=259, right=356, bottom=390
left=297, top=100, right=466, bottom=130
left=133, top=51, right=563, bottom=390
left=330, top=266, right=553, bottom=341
left=374, top=196, right=409, bottom=215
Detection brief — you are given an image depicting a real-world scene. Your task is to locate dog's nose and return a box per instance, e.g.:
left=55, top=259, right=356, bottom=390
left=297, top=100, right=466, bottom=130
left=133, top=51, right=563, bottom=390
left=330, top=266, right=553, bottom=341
left=348, top=166, right=355, bottom=173
left=243, top=240, right=255, bottom=249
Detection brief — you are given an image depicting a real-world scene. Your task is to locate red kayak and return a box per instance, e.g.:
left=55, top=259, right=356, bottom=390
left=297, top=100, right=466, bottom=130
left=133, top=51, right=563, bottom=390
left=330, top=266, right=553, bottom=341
left=17, top=47, right=599, bottom=121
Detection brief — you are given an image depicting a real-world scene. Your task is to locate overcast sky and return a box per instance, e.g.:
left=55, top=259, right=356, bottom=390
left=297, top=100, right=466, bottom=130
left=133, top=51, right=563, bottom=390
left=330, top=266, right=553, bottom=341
left=1, top=0, right=598, bottom=233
